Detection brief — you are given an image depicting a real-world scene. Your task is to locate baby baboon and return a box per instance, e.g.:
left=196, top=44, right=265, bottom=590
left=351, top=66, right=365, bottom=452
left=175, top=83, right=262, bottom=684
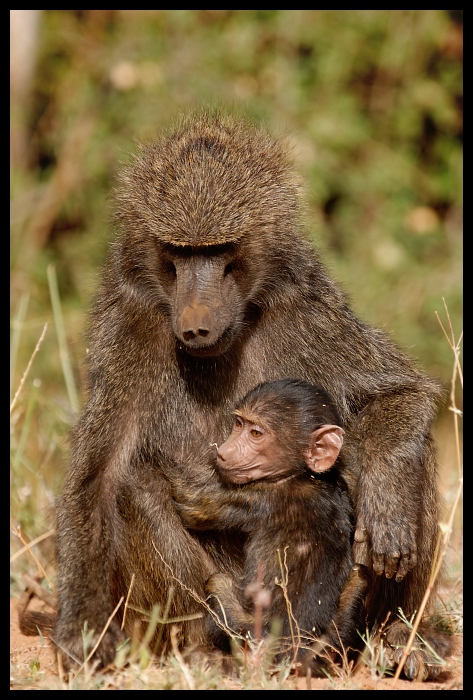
left=52, top=109, right=450, bottom=679
left=174, top=378, right=366, bottom=675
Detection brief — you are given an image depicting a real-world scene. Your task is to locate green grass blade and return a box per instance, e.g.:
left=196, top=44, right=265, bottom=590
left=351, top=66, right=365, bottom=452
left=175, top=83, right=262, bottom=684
left=47, top=264, right=80, bottom=416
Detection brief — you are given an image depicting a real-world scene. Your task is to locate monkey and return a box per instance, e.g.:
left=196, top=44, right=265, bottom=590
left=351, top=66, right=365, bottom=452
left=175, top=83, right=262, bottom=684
left=51, top=108, right=451, bottom=679
left=173, top=378, right=368, bottom=676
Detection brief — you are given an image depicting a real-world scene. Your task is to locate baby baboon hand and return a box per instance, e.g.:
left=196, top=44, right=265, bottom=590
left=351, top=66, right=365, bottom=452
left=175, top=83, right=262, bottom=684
left=354, top=517, right=417, bottom=582
left=173, top=499, right=208, bottom=529
left=205, top=572, right=234, bottom=598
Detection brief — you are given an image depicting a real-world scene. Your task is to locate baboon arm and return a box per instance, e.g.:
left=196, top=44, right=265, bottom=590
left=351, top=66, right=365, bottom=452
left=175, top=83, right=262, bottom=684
left=174, top=491, right=256, bottom=532
left=346, top=390, right=438, bottom=580
left=54, top=484, right=127, bottom=671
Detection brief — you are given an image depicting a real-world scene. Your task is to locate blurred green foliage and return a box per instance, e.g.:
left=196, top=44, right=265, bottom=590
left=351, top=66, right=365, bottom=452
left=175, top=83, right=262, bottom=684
left=10, top=10, right=462, bottom=536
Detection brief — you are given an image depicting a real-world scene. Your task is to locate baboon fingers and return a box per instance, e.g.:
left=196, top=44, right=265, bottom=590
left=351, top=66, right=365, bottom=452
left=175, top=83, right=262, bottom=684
left=372, top=552, right=386, bottom=576
left=384, top=551, right=401, bottom=579
left=395, top=552, right=412, bottom=582
left=372, top=546, right=417, bottom=580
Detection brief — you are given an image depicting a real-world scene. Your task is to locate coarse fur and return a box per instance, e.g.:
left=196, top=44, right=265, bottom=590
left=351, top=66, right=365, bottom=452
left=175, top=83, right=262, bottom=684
left=51, top=108, right=450, bottom=679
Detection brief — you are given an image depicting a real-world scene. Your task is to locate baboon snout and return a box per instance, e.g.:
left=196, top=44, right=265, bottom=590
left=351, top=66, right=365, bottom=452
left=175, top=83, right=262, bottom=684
left=180, top=304, right=213, bottom=341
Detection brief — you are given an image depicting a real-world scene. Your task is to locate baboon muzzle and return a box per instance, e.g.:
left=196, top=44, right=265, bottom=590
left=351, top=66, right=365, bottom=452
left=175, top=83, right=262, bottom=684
left=180, top=304, right=212, bottom=341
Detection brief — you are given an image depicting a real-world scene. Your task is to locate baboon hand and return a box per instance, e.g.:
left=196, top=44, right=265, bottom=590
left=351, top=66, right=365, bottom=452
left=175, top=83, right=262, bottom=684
left=173, top=499, right=209, bottom=530
left=354, top=518, right=417, bottom=582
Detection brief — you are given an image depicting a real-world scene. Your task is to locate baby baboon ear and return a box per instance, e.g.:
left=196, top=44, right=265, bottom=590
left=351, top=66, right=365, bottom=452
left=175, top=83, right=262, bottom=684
left=303, top=425, right=344, bottom=473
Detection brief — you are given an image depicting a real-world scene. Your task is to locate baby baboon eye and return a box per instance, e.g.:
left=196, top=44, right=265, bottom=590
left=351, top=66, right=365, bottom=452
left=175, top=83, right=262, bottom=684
left=250, top=427, right=264, bottom=438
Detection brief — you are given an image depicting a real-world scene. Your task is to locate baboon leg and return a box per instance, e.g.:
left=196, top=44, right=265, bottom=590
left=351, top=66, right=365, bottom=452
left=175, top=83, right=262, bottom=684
left=112, top=472, right=218, bottom=656
left=330, top=564, right=369, bottom=648
left=204, top=572, right=252, bottom=652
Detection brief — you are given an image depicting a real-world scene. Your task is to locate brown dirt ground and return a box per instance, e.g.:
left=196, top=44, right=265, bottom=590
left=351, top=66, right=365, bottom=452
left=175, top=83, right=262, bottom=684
left=10, top=597, right=463, bottom=691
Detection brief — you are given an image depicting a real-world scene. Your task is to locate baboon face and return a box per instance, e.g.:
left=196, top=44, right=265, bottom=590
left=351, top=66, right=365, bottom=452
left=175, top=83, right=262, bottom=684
left=217, top=379, right=345, bottom=483
left=157, top=242, right=246, bottom=357
left=116, top=113, right=300, bottom=357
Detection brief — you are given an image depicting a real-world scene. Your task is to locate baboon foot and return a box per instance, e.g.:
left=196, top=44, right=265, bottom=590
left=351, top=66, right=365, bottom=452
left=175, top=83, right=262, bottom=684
left=384, top=620, right=452, bottom=681
left=53, top=620, right=127, bottom=675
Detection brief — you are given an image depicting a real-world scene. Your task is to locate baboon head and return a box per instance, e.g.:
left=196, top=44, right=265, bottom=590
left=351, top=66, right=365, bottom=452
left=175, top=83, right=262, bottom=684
left=113, top=111, right=303, bottom=356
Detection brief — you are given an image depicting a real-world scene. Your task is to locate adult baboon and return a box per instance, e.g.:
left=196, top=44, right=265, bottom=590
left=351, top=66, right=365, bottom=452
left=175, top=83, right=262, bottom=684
left=53, top=109, right=449, bottom=679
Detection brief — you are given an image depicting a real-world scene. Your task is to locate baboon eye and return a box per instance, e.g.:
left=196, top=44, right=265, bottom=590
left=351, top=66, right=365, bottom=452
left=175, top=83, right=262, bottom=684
left=234, top=417, right=243, bottom=430
left=224, top=262, right=235, bottom=276
left=250, top=427, right=264, bottom=438
left=162, top=260, right=176, bottom=276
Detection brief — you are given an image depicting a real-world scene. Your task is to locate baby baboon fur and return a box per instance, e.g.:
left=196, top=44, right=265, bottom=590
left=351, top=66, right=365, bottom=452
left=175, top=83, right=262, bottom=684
left=52, top=109, right=450, bottom=679
left=175, top=378, right=366, bottom=676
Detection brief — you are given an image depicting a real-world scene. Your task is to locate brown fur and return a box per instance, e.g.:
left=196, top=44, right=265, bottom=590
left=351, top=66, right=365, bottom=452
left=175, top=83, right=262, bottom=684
left=50, top=109, right=449, bottom=678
